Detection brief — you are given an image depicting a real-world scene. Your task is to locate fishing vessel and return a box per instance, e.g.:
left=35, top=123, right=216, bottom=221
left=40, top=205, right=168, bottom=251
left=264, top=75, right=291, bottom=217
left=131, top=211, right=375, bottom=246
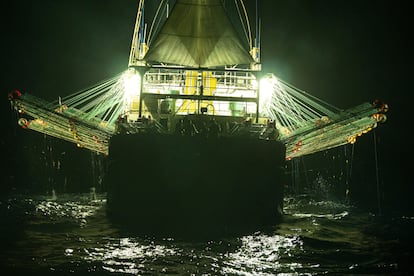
left=8, top=0, right=388, bottom=237
left=106, top=0, right=287, bottom=236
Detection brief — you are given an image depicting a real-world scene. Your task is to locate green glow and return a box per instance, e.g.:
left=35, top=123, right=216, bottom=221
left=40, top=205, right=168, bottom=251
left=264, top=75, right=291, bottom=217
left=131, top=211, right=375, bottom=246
left=10, top=69, right=387, bottom=159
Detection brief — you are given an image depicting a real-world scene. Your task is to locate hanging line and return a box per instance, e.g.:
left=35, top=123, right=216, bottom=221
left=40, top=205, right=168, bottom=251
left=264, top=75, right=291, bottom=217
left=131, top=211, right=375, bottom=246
left=373, top=129, right=382, bottom=215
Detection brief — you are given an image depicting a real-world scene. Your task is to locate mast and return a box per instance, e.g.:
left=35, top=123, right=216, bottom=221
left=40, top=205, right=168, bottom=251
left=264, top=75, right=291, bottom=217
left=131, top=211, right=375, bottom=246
left=128, top=0, right=146, bottom=67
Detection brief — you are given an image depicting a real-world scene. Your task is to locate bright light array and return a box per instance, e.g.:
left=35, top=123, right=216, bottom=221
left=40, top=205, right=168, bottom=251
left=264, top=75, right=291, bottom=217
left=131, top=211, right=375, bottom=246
left=259, top=75, right=275, bottom=115
left=122, top=68, right=141, bottom=100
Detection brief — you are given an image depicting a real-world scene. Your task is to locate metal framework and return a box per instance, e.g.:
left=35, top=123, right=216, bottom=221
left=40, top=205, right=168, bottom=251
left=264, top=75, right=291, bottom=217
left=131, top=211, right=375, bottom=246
left=8, top=69, right=388, bottom=158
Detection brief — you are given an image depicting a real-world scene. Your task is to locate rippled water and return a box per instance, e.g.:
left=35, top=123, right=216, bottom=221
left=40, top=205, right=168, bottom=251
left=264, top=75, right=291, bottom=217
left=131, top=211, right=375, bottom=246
left=0, top=192, right=412, bottom=275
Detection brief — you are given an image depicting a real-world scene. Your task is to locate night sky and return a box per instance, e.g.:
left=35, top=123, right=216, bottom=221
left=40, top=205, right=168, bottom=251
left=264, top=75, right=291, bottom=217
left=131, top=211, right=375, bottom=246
left=1, top=1, right=411, bottom=212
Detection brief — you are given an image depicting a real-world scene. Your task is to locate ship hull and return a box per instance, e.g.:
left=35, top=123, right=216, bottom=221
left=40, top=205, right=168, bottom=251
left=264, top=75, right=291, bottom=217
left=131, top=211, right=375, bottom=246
left=105, top=133, right=286, bottom=238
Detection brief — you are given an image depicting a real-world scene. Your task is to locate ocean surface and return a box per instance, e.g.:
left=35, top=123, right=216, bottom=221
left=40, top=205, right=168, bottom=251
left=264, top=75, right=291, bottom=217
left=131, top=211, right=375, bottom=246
left=0, top=191, right=412, bottom=275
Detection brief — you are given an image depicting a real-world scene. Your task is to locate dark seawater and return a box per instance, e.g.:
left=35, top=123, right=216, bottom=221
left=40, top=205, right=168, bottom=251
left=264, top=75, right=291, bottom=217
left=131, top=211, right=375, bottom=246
left=0, top=192, right=412, bottom=275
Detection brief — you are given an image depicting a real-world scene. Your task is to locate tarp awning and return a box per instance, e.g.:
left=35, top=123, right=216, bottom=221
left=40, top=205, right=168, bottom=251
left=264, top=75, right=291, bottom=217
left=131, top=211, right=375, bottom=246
left=144, top=0, right=253, bottom=68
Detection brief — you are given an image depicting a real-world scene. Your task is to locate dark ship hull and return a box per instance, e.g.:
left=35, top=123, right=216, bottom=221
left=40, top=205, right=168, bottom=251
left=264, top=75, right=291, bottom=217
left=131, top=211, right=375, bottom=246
left=105, top=133, right=286, bottom=237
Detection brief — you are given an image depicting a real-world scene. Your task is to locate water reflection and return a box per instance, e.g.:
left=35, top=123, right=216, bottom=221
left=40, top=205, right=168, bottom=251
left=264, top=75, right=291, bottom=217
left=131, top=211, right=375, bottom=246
left=85, top=238, right=178, bottom=274
left=35, top=199, right=101, bottom=227
left=222, top=234, right=303, bottom=275
left=0, top=193, right=411, bottom=275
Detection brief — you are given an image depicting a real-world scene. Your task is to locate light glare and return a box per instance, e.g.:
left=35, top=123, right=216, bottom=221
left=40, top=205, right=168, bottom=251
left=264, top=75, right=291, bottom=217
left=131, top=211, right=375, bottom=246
left=259, top=77, right=274, bottom=114
left=123, top=69, right=141, bottom=99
